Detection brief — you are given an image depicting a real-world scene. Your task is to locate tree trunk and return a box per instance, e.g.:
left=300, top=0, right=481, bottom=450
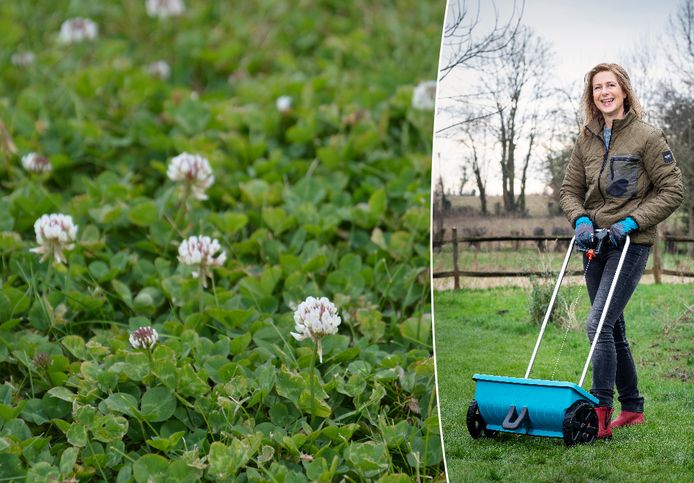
left=503, top=95, right=519, bottom=214
left=518, top=132, right=534, bottom=215
left=433, top=200, right=444, bottom=244
left=498, top=104, right=513, bottom=213
left=471, top=144, right=488, bottom=216
left=475, top=177, right=487, bottom=216
left=506, top=138, right=516, bottom=213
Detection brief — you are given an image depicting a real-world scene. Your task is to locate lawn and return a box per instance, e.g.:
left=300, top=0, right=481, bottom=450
left=434, top=284, right=694, bottom=482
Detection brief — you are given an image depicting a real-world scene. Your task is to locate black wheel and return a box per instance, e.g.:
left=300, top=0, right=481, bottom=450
left=467, top=400, right=497, bottom=439
left=562, top=401, right=598, bottom=447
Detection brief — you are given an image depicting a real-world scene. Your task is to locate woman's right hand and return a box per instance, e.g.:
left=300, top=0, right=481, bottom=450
left=575, top=216, right=594, bottom=249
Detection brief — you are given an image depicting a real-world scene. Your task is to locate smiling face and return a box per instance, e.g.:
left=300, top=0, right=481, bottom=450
left=592, top=70, right=627, bottom=125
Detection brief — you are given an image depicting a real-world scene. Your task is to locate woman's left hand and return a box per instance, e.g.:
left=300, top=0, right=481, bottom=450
left=609, top=217, right=638, bottom=246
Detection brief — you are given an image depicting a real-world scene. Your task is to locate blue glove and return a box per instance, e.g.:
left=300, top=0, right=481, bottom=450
left=574, top=216, right=594, bottom=249
left=609, top=217, right=638, bottom=246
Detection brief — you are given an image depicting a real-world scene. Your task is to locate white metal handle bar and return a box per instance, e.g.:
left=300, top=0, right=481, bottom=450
left=524, top=235, right=576, bottom=379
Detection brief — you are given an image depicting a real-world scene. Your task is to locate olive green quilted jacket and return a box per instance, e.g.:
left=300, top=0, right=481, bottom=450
left=560, top=111, right=684, bottom=246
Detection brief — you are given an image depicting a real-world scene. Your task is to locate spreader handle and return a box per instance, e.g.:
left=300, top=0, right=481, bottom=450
left=502, top=405, right=529, bottom=430
left=524, top=236, right=576, bottom=378
left=579, top=235, right=631, bottom=387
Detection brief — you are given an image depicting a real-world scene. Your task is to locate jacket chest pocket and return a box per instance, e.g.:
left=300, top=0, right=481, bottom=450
left=606, top=154, right=640, bottom=198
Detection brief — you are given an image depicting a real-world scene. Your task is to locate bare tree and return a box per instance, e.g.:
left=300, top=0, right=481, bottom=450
left=457, top=165, right=469, bottom=196
left=658, top=0, right=694, bottom=247
left=439, top=0, right=524, bottom=81
left=486, top=25, right=553, bottom=214
left=659, top=90, right=694, bottom=247
left=432, top=171, right=450, bottom=243
left=668, top=0, right=694, bottom=88
left=543, top=143, right=573, bottom=215
left=458, top=128, right=490, bottom=215
left=436, top=0, right=525, bottom=136
left=623, top=41, right=662, bottom=120
left=540, top=83, right=582, bottom=213
left=556, top=81, right=583, bottom=132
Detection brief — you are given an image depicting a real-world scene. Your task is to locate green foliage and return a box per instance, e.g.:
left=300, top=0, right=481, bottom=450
left=0, top=0, right=443, bottom=480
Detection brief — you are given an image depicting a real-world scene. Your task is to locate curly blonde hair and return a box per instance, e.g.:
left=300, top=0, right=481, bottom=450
left=580, top=63, right=644, bottom=126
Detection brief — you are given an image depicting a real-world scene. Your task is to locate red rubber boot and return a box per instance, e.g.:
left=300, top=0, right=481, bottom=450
left=594, top=406, right=613, bottom=439
left=610, top=411, right=644, bottom=429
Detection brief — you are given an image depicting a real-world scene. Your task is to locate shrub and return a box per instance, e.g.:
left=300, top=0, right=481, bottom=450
left=527, top=275, right=578, bottom=331
left=525, top=251, right=575, bottom=330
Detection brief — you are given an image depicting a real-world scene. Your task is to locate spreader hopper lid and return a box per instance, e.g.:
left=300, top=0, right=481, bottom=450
left=472, top=373, right=599, bottom=405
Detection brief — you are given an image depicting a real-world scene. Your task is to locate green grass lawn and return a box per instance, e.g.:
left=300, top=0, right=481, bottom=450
left=434, top=284, right=694, bottom=482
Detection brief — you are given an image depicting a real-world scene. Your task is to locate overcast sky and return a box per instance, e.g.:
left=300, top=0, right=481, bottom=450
left=434, top=0, right=682, bottom=195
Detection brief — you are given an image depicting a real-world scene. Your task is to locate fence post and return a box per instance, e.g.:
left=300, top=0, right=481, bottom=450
left=653, top=227, right=662, bottom=284
left=511, top=230, right=520, bottom=250
left=452, top=227, right=460, bottom=290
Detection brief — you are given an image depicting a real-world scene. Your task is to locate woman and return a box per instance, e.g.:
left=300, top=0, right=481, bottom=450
left=559, top=63, right=684, bottom=439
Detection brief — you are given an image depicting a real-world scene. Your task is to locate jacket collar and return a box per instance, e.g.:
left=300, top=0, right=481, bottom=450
left=585, top=109, right=637, bottom=137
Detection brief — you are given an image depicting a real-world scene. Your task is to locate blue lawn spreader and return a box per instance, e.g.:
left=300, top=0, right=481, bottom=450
left=467, top=231, right=631, bottom=446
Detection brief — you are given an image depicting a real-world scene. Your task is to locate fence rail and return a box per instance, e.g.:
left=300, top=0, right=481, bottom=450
left=433, top=228, right=694, bottom=288
left=433, top=234, right=694, bottom=247
left=432, top=268, right=689, bottom=278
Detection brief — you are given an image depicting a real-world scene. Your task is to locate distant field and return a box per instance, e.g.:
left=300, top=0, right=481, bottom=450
left=449, top=193, right=553, bottom=218
left=440, top=194, right=688, bottom=237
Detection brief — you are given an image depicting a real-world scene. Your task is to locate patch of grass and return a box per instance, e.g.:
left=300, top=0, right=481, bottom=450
left=434, top=284, right=694, bottom=482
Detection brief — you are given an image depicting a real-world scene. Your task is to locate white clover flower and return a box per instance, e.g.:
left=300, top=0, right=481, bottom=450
left=30, top=214, right=78, bottom=264
left=291, top=296, right=342, bottom=363
left=146, top=60, right=171, bottom=80
left=58, top=18, right=98, bottom=44
left=167, top=152, right=214, bottom=200
left=276, top=96, right=292, bottom=113
left=177, top=235, right=226, bottom=287
left=129, top=326, right=159, bottom=349
left=21, top=152, right=51, bottom=173
left=11, top=51, right=35, bottom=67
left=146, top=0, right=186, bottom=18
left=411, top=80, right=437, bottom=110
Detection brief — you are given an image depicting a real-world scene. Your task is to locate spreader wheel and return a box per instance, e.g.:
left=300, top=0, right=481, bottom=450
left=562, top=401, right=598, bottom=446
left=466, top=400, right=496, bottom=439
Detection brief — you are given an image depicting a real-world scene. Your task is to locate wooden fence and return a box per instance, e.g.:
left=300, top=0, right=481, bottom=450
left=433, top=228, right=694, bottom=289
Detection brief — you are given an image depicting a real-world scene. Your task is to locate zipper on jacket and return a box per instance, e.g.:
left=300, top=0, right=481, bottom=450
left=610, top=155, right=640, bottom=162
left=592, top=127, right=614, bottom=225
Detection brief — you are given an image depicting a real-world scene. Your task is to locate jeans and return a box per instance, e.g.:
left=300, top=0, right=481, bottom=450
left=583, top=242, right=649, bottom=411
